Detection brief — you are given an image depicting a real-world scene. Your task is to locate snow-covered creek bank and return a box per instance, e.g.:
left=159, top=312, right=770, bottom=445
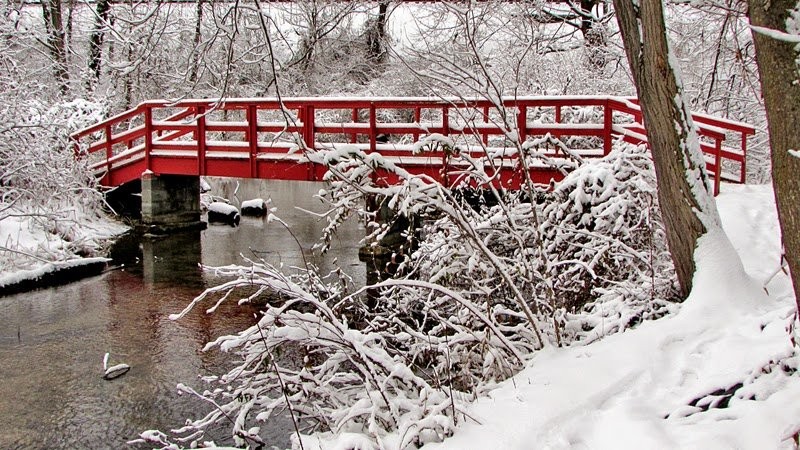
left=0, top=180, right=363, bottom=449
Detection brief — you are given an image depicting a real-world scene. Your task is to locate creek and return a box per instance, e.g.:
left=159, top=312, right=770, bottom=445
left=0, top=179, right=363, bottom=449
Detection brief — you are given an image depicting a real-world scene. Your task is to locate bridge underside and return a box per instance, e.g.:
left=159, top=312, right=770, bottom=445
left=104, top=152, right=568, bottom=190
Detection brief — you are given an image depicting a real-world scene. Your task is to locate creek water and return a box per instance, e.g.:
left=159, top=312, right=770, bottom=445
left=0, top=180, right=363, bottom=449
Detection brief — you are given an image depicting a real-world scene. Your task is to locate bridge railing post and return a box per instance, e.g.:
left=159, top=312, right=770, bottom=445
left=302, top=105, right=315, bottom=150
left=196, top=105, right=207, bottom=176
left=713, top=137, right=722, bottom=196
left=441, top=105, right=450, bottom=186
left=603, top=99, right=612, bottom=155
left=144, top=105, right=153, bottom=171
left=554, top=104, right=561, bottom=142
left=302, top=105, right=316, bottom=180
left=247, top=104, right=258, bottom=177
left=351, top=108, right=359, bottom=144
left=482, top=105, right=489, bottom=146
left=413, top=107, right=421, bottom=143
left=369, top=103, right=377, bottom=153
left=517, top=104, right=527, bottom=144
left=104, top=123, right=113, bottom=175
left=740, top=131, right=748, bottom=183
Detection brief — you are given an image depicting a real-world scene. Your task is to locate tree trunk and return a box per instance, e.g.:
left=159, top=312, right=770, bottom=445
left=613, top=0, right=721, bottom=297
left=41, top=0, right=69, bottom=93
left=747, top=0, right=800, bottom=312
left=580, top=0, right=607, bottom=68
left=189, top=0, right=204, bottom=83
left=88, top=0, right=111, bottom=83
left=366, top=0, right=390, bottom=63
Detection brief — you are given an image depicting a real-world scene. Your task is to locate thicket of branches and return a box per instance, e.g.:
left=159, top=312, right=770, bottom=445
left=0, top=6, right=115, bottom=271
left=133, top=130, right=679, bottom=448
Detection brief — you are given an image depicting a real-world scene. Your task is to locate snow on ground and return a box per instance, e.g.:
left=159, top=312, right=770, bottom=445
left=420, top=183, right=800, bottom=450
left=0, top=208, right=127, bottom=283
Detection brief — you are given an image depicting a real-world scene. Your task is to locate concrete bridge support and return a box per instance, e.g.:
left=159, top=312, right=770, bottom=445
left=358, top=195, right=419, bottom=290
left=140, top=173, right=205, bottom=233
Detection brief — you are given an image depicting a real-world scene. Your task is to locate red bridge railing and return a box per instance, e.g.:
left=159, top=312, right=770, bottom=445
left=71, top=96, right=755, bottom=194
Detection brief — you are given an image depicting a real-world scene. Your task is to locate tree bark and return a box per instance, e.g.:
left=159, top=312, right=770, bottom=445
left=747, top=0, right=800, bottom=311
left=366, top=0, right=390, bottom=63
left=88, top=0, right=111, bottom=83
left=189, top=0, right=204, bottom=83
left=613, top=0, right=721, bottom=297
left=41, top=0, right=69, bottom=93
left=579, top=0, right=608, bottom=68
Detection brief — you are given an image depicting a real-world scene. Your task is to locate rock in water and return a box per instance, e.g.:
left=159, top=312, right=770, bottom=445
left=103, top=363, right=131, bottom=380
left=102, top=352, right=130, bottom=380
left=241, top=198, right=268, bottom=217
left=207, top=202, right=241, bottom=226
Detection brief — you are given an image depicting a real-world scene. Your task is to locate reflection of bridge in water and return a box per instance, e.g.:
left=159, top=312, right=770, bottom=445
left=72, top=95, right=755, bottom=230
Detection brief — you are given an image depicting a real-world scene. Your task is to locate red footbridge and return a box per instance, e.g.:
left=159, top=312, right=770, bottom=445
left=71, top=96, right=755, bottom=195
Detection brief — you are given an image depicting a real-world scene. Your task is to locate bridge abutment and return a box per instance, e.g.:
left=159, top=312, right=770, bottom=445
left=140, top=173, right=206, bottom=233
left=358, top=195, right=419, bottom=290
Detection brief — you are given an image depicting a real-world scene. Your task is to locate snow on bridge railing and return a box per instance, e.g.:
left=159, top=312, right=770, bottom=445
left=71, top=96, right=755, bottom=194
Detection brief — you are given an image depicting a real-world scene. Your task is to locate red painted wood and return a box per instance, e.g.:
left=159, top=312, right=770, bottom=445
left=70, top=96, right=755, bottom=193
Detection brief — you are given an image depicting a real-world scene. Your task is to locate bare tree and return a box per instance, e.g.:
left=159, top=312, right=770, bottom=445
left=87, top=0, right=111, bottom=85
left=364, top=0, right=391, bottom=64
left=747, top=1, right=800, bottom=311
left=41, top=0, right=69, bottom=93
left=613, top=0, right=721, bottom=297
left=188, top=0, right=204, bottom=83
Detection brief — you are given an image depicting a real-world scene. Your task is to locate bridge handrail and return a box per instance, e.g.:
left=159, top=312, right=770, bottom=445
left=71, top=95, right=754, bottom=194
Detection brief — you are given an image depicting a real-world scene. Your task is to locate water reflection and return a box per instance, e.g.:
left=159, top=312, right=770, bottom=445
left=141, top=231, right=203, bottom=286
left=0, top=179, right=363, bottom=449
left=204, top=179, right=364, bottom=282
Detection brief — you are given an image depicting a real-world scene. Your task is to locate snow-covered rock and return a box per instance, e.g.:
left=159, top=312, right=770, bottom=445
left=207, top=202, right=240, bottom=226
left=241, top=198, right=268, bottom=217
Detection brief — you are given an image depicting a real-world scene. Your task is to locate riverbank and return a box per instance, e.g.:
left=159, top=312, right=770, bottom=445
left=415, top=184, right=800, bottom=450
left=0, top=209, right=128, bottom=296
left=0, top=257, right=110, bottom=296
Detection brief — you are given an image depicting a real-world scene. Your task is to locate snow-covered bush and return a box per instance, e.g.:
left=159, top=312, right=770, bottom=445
left=541, top=144, right=680, bottom=342
left=143, top=136, right=683, bottom=449
left=0, top=96, right=118, bottom=272
left=541, top=144, right=675, bottom=311
left=140, top=262, right=477, bottom=449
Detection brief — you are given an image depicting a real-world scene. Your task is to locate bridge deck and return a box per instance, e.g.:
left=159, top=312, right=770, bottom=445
left=71, top=95, right=755, bottom=195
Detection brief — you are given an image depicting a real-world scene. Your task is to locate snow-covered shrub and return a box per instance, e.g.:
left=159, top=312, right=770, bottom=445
left=150, top=137, right=681, bottom=449
left=0, top=95, right=118, bottom=272
left=541, top=143, right=675, bottom=310
left=540, top=143, right=680, bottom=342
left=134, top=261, right=486, bottom=449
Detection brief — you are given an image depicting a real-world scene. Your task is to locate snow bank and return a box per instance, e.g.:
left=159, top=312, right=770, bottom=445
left=0, top=257, right=109, bottom=289
left=0, top=209, right=126, bottom=290
left=419, top=183, right=800, bottom=450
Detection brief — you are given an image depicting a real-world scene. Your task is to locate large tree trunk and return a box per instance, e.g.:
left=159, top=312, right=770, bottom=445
left=747, top=0, right=800, bottom=312
left=613, top=0, right=721, bottom=297
left=41, top=0, right=69, bottom=93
